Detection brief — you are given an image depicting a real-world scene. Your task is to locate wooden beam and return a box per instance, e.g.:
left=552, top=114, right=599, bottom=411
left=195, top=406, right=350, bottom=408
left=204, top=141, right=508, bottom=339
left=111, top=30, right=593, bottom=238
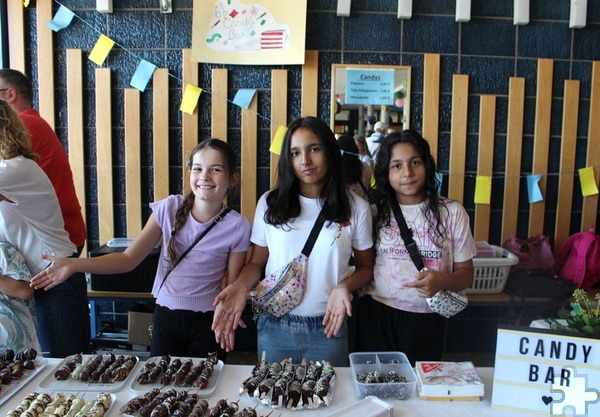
left=153, top=69, right=169, bottom=202
left=241, top=96, right=258, bottom=224
left=182, top=49, right=198, bottom=194
left=125, top=88, right=143, bottom=237
left=473, top=95, right=496, bottom=241
left=301, top=50, right=318, bottom=117
left=423, top=53, right=440, bottom=159
left=501, top=77, right=525, bottom=244
left=582, top=61, right=600, bottom=230
left=448, top=74, right=469, bottom=203
left=270, top=69, right=287, bottom=188
left=95, top=68, right=114, bottom=244
left=36, top=1, right=55, bottom=126
left=528, top=59, right=553, bottom=236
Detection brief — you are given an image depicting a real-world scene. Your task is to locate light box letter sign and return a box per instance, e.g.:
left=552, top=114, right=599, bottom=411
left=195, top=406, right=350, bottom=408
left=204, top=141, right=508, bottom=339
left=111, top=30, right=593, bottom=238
left=492, top=325, right=600, bottom=415
left=345, top=68, right=395, bottom=106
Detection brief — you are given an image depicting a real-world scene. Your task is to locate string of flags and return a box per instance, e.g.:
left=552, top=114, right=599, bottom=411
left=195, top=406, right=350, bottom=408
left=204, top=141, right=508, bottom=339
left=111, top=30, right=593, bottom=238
left=42, top=1, right=600, bottom=205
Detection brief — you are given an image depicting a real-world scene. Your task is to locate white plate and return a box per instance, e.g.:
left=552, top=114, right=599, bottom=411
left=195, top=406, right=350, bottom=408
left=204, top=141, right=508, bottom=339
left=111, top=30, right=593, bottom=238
left=328, top=396, right=393, bottom=417
left=8, top=392, right=117, bottom=415
left=130, top=356, right=223, bottom=398
left=38, top=354, right=139, bottom=392
left=0, top=358, right=47, bottom=406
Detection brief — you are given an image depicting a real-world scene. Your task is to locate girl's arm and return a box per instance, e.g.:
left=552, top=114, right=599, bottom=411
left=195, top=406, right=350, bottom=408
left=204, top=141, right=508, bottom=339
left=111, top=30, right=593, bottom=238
left=212, top=244, right=268, bottom=351
left=0, top=275, right=34, bottom=299
left=323, top=246, right=374, bottom=338
left=30, top=214, right=163, bottom=291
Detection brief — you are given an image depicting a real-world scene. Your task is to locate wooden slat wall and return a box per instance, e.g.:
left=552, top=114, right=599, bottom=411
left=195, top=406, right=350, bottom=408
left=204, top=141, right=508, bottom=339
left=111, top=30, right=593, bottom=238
left=448, top=74, right=469, bottom=203
left=422, top=53, right=440, bottom=158
left=582, top=61, right=600, bottom=229
left=528, top=59, right=553, bottom=236
left=270, top=70, right=287, bottom=187
left=66, top=49, right=87, bottom=255
left=555, top=80, right=580, bottom=248
left=501, top=77, right=525, bottom=244
left=95, top=68, right=114, bottom=244
left=124, top=89, right=143, bottom=237
left=473, top=96, right=496, bottom=241
left=8, top=9, right=599, bottom=252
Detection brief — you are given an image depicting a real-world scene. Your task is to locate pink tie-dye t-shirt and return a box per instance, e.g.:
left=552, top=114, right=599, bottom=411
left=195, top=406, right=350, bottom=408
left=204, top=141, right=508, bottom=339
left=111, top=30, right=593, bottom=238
left=363, top=198, right=477, bottom=313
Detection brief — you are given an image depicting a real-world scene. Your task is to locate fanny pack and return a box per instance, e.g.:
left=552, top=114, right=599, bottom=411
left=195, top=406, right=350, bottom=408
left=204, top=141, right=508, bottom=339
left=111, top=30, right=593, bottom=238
left=250, top=206, right=327, bottom=317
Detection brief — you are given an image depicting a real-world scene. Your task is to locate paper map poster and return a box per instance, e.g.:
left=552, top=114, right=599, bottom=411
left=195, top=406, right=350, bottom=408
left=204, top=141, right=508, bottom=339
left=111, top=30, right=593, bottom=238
left=192, top=0, right=307, bottom=65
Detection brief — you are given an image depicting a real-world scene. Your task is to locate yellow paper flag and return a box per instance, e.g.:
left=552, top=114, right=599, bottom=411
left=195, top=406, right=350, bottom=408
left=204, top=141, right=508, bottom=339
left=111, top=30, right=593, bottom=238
left=23, top=0, right=30, bottom=7
left=579, top=167, right=599, bottom=197
left=474, top=175, right=492, bottom=205
left=89, top=34, right=115, bottom=66
left=269, top=126, right=288, bottom=155
left=180, top=84, right=203, bottom=115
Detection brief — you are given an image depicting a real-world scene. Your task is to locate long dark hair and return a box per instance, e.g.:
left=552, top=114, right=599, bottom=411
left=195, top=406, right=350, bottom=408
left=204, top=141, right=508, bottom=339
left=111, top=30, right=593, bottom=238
left=167, top=138, right=237, bottom=265
left=265, top=117, right=351, bottom=226
left=371, top=129, right=448, bottom=247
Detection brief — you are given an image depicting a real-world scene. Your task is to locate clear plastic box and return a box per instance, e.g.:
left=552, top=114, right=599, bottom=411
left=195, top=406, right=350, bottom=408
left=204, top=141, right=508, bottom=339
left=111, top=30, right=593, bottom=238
left=349, top=352, right=416, bottom=400
left=474, top=241, right=495, bottom=258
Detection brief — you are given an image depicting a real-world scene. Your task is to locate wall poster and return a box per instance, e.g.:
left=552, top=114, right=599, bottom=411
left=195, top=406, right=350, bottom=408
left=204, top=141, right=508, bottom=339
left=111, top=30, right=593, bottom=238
left=192, top=0, right=307, bottom=65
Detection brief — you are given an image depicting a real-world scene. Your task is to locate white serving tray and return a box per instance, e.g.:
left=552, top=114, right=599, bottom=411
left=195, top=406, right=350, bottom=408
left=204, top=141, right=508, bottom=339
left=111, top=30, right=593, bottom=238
left=38, top=355, right=140, bottom=392
left=130, top=356, right=223, bottom=398
left=0, top=358, right=47, bottom=406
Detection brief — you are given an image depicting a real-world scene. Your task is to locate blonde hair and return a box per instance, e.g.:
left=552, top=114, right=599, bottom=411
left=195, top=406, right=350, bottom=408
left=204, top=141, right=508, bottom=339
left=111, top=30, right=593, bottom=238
left=0, top=100, right=38, bottom=162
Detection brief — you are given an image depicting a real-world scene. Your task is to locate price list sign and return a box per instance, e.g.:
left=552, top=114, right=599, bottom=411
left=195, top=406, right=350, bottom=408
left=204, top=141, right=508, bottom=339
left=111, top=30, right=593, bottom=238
left=345, top=68, right=394, bottom=105
left=492, top=325, right=600, bottom=415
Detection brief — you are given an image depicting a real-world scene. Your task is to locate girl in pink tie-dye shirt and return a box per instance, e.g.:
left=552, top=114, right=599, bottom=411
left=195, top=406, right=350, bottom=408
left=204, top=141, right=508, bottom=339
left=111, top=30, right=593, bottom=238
left=355, top=130, right=476, bottom=364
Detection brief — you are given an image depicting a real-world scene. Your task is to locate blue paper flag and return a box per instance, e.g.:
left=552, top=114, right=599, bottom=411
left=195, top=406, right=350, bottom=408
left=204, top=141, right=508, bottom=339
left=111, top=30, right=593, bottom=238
left=46, top=5, right=75, bottom=32
left=233, top=89, right=257, bottom=109
left=130, top=60, right=157, bottom=92
left=526, top=174, right=544, bottom=203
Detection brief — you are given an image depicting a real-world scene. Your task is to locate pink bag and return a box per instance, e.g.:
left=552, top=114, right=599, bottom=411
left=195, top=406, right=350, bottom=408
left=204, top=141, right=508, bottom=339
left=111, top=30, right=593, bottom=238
left=555, top=227, right=600, bottom=290
left=503, top=235, right=556, bottom=272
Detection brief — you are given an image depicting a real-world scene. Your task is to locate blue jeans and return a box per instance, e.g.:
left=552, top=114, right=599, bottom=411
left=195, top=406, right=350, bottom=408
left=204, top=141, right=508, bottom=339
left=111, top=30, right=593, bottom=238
left=257, top=313, right=349, bottom=367
left=35, top=272, right=91, bottom=357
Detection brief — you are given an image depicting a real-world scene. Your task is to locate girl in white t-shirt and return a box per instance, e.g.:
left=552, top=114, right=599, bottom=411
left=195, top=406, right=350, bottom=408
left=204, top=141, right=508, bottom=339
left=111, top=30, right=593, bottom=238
left=212, top=117, right=373, bottom=366
left=356, top=129, right=476, bottom=364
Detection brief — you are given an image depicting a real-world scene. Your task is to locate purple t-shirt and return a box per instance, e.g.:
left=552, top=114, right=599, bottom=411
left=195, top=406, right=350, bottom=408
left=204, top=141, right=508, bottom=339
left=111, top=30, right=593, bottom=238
left=150, top=195, right=251, bottom=312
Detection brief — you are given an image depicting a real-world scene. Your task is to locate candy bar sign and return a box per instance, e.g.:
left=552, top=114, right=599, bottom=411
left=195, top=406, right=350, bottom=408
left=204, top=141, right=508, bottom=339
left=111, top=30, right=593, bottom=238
left=491, top=325, right=600, bottom=415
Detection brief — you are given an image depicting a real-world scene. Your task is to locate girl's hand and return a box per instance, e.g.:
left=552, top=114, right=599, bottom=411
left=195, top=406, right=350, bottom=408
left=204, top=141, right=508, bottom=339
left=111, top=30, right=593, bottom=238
left=323, top=286, right=352, bottom=338
left=29, top=255, right=74, bottom=290
left=404, top=269, right=445, bottom=298
left=212, top=283, right=248, bottom=351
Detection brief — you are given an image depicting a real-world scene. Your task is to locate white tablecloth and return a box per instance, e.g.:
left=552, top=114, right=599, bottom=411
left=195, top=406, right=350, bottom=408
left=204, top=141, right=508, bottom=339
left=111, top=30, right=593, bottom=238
left=1, top=359, right=535, bottom=416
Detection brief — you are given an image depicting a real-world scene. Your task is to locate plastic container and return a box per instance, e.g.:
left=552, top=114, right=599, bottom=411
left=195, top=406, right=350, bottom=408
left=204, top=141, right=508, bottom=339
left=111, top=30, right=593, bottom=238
left=466, top=245, right=519, bottom=294
left=349, top=352, right=416, bottom=400
left=474, top=240, right=495, bottom=258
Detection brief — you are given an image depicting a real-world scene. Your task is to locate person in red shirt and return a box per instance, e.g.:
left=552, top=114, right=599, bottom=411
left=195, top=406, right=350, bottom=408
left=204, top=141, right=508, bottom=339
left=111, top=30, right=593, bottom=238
left=0, top=69, right=86, bottom=253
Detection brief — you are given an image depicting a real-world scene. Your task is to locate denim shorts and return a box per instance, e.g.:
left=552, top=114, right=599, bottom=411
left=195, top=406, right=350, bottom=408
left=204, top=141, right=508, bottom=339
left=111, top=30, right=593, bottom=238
left=257, top=313, right=348, bottom=367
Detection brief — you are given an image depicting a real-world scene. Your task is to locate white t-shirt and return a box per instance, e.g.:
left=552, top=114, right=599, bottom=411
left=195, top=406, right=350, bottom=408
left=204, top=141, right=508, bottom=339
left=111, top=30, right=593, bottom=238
left=364, top=198, right=477, bottom=313
left=252, top=191, right=373, bottom=316
left=0, top=156, right=76, bottom=275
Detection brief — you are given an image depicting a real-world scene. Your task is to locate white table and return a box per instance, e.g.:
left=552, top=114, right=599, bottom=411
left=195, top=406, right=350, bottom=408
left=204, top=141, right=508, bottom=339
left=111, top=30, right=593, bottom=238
left=1, top=359, right=534, bottom=416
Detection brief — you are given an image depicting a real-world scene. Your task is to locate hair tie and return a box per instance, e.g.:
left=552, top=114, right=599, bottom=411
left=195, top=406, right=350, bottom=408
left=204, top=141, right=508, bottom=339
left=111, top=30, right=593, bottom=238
left=171, top=230, right=176, bottom=236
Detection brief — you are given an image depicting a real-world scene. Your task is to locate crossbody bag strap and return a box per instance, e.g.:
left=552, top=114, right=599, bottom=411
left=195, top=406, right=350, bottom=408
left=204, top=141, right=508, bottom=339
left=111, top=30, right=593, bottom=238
left=390, top=202, right=425, bottom=271
left=300, top=205, right=328, bottom=257
left=157, top=206, right=231, bottom=293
